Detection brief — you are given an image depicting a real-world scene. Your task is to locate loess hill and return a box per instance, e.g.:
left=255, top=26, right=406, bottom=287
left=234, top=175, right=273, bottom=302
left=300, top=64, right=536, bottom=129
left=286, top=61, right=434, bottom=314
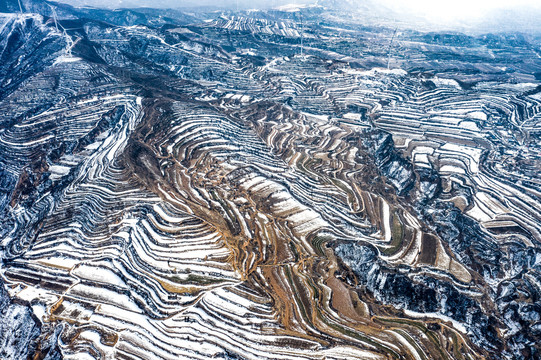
left=0, top=1, right=540, bottom=359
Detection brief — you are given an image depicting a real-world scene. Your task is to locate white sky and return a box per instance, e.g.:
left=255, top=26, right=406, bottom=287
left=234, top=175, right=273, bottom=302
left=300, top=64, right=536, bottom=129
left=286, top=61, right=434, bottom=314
left=377, top=0, right=541, bottom=23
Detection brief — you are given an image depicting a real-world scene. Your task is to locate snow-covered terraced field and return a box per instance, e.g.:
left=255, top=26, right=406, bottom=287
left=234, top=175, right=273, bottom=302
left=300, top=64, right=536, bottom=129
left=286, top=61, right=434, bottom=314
left=0, top=1, right=540, bottom=360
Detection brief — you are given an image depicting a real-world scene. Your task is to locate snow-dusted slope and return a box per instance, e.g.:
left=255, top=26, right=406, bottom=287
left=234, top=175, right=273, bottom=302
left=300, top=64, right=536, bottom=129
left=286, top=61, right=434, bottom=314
left=1, top=2, right=540, bottom=360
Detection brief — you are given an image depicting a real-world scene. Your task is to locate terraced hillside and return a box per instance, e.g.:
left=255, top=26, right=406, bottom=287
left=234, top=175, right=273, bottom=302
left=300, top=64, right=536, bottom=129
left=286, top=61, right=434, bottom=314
left=1, top=1, right=540, bottom=359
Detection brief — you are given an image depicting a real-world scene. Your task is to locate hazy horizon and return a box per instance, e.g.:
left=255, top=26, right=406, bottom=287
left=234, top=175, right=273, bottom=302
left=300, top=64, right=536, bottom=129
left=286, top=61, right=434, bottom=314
left=52, top=0, right=541, bottom=33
